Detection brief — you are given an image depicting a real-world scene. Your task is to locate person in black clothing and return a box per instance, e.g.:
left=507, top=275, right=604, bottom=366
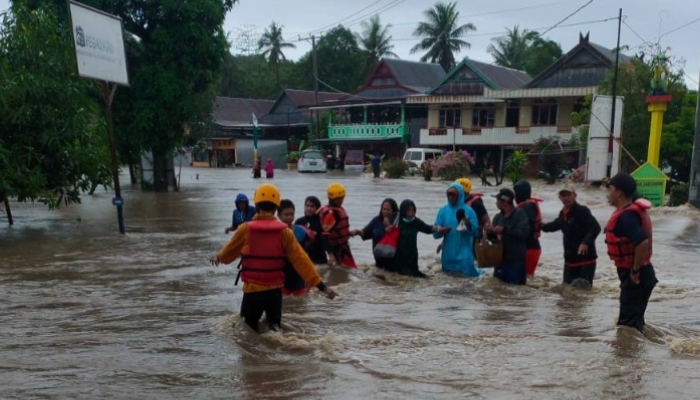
left=352, top=198, right=399, bottom=271
left=541, top=182, right=601, bottom=287
left=485, top=188, right=530, bottom=285
left=605, top=173, right=658, bottom=331
left=514, top=179, right=543, bottom=277
left=294, top=196, right=328, bottom=264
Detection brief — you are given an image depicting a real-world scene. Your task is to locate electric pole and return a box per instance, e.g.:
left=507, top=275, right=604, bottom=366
left=312, top=34, right=320, bottom=140
left=607, top=8, right=622, bottom=179
left=689, top=69, right=700, bottom=208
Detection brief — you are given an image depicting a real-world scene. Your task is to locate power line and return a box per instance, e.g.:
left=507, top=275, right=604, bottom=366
left=304, top=0, right=387, bottom=36
left=539, top=0, right=595, bottom=37
left=341, top=0, right=406, bottom=30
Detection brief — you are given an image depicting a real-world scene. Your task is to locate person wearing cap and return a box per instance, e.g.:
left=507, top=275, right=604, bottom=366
left=225, top=193, right=257, bottom=234
left=485, top=188, right=530, bottom=285
left=209, top=183, right=337, bottom=333
left=541, top=182, right=601, bottom=287
left=319, top=182, right=357, bottom=268
left=604, top=172, right=658, bottom=331
left=433, top=183, right=481, bottom=277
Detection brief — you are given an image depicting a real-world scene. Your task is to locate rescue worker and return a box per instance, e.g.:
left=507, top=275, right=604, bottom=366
left=514, top=179, right=543, bottom=277
left=209, top=183, right=337, bottom=333
left=318, top=182, right=357, bottom=268
left=541, top=182, right=601, bottom=287
left=604, top=173, right=658, bottom=331
left=225, top=193, right=256, bottom=234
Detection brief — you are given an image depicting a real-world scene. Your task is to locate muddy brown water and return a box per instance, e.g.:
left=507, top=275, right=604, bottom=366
left=2, top=167, right=700, bottom=399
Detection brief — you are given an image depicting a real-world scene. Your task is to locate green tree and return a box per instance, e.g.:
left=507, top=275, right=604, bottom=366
left=298, top=25, right=365, bottom=93
left=661, top=91, right=696, bottom=182
left=0, top=4, right=111, bottom=217
left=488, top=26, right=562, bottom=77
left=410, top=2, right=476, bottom=72
left=357, top=15, right=398, bottom=75
left=258, top=21, right=296, bottom=88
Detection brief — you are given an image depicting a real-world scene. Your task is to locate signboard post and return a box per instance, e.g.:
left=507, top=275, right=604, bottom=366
left=252, top=113, right=259, bottom=162
left=586, top=95, right=624, bottom=182
left=68, top=1, right=129, bottom=234
left=631, top=162, right=668, bottom=207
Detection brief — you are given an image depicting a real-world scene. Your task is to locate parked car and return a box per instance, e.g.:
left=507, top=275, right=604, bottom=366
left=403, top=147, right=444, bottom=168
left=343, top=150, right=365, bottom=172
left=297, top=149, right=327, bottom=173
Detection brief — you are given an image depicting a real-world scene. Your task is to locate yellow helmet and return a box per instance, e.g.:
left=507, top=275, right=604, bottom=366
left=327, top=182, right=346, bottom=200
left=253, top=183, right=281, bottom=207
left=455, top=178, right=472, bottom=194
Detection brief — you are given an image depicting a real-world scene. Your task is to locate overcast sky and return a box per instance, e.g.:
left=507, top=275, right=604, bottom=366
left=2, top=0, right=698, bottom=87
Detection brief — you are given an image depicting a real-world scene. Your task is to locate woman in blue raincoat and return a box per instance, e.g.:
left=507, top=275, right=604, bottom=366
left=433, top=183, right=483, bottom=277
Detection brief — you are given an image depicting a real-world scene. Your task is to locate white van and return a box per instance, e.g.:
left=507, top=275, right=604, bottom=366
left=403, top=148, right=444, bottom=168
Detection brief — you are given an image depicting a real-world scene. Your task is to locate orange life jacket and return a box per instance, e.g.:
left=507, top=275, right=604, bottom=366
left=605, top=200, right=653, bottom=269
left=465, top=193, right=483, bottom=207
left=240, top=219, right=287, bottom=286
left=318, top=205, right=350, bottom=245
left=517, top=197, right=542, bottom=239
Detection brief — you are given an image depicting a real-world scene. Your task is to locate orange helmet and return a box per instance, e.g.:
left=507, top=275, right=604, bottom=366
left=253, top=183, right=281, bottom=207
left=327, top=182, right=346, bottom=200
left=455, top=178, right=472, bottom=194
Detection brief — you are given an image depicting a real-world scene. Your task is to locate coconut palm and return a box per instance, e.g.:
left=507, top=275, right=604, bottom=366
left=410, top=2, right=476, bottom=72
left=357, top=15, right=398, bottom=73
left=487, top=25, right=533, bottom=70
left=257, top=22, right=296, bottom=88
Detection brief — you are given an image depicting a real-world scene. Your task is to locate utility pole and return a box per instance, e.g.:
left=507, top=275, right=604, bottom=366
left=312, top=34, right=320, bottom=141
left=606, top=8, right=622, bottom=179
left=689, top=69, right=700, bottom=208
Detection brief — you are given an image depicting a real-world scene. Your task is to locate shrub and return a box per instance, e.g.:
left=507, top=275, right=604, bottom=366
left=382, top=159, right=409, bottom=179
left=434, top=150, right=475, bottom=181
left=668, top=183, right=689, bottom=206
left=505, top=150, right=528, bottom=183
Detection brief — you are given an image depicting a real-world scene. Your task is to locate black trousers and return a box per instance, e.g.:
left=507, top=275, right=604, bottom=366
left=563, top=261, right=597, bottom=286
left=240, top=289, right=282, bottom=332
left=283, top=262, right=306, bottom=294
left=616, top=264, right=658, bottom=331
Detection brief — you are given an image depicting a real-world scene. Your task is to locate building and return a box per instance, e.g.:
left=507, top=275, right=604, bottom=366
left=411, top=33, right=629, bottom=170
left=310, top=58, right=447, bottom=158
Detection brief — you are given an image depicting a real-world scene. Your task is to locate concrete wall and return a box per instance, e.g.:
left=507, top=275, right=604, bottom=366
left=235, top=139, right=288, bottom=169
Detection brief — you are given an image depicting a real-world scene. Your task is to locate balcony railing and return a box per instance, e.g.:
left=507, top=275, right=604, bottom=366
left=419, top=126, right=580, bottom=146
left=328, top=123, right=409, bottom=140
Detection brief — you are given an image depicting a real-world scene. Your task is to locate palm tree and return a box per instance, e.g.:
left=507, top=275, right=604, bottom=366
left=257, top=22, right=296, bottom=88
left=487, top=25, right=533, bottom=70
left=410, top=2, right=476, bottom=72
left=357, top=15, right=398, bottom=74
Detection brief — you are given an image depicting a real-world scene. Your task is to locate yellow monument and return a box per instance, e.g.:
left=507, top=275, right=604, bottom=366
left=646, top=55, right=672, bottom=167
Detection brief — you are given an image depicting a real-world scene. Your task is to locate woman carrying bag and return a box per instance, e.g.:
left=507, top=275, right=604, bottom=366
left=353, top=199, right=399, bottom=271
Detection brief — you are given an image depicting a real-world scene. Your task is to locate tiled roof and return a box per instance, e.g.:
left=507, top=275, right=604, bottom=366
left=383, top=58, right=446, bottom=92
left=212, top=97, right=274, bottom=124
left=467, top=60, right=532, bottom=89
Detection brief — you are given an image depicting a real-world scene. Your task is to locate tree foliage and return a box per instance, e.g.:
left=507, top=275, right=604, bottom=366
left=258, top=21, right=296, bottom=88
left=411, top=1, right=476, bottom=72
left=488, top=25, right=562, bottom=77
left=299, top=25, right=365, bottom=93
left=357, top=15, right=398, bottom=75
left=0, top=4, right=111, bottom=210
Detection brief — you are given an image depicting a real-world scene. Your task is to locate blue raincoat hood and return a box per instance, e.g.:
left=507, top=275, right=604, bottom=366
left=446, top=182, right=466, bottom=208
left=235, top=193, right=249, bottom=203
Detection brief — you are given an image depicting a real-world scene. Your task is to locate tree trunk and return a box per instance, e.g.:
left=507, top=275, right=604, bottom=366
left=275, top=63, right=280, bottom=89
left=3, top=197, right=13, bottom=226
left=152, top=149, right=170, bottom=192
left=129, top=163, right=137, bottom=184
left=88, top=181, right=98, bottom=195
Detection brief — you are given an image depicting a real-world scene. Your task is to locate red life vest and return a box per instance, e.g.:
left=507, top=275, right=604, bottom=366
left=604, top=200, right=653, bottom=269
left=517, top=197, right=542, bottom=239
left=240, top=219, right=287, bottom=286
left=318, top=205, right=351, bottom=245
left=465, top=193, right=483, bottom=207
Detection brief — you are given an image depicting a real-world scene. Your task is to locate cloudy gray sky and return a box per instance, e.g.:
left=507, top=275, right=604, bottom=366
left=2, top=0, right=698, bottom=87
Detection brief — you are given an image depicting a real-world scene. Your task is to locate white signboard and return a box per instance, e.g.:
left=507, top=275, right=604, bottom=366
left=586, top=95, right=624, bottom=182
left=69, top=1, right=129, bottom=85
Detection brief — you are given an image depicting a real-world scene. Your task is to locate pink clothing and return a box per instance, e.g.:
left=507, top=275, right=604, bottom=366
left=265, top=160, right=274, bottom=178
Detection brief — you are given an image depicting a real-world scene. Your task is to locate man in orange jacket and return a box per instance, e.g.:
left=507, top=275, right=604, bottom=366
left=209, top=183, right=337, bottom=333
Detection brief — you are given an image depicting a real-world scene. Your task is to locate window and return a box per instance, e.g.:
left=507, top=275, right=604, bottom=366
left=410, top=152, right=422, bottom=161
left=302, top=151, right=323, bottom=160
left=439, top=108, right=461, bottom=128
left=425, top=152, right=438, bottom=160
left=472, top=103, right=495, bottom=128
left=531, top=99, right=558, bottom=126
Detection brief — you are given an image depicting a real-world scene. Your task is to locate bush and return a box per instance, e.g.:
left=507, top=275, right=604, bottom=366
left=668, top=183, right=689, bottom=206
left=434, top=150, right=475, bottom=181
left=382, top=159, right=409, bottom=179
left=505, top=150, right=528, bottom=183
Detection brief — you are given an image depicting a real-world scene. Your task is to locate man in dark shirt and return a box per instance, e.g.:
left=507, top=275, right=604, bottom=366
left=542, top=182, right=601, bottom=287
left=514, top=180, right=542, bottom=277
left=605, top=172, right=658, bottom=331
left=485, top=188, right=529, bottom=285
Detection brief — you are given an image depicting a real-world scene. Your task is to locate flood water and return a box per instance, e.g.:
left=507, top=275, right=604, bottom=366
left=2, top=167, right=700, bottom=399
